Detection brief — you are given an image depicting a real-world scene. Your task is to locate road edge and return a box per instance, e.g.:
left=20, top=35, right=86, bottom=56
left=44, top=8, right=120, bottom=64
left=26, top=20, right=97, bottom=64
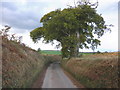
left=61, top=66, right=85, bottom=88
left=31, top=66, right=48, bottom=88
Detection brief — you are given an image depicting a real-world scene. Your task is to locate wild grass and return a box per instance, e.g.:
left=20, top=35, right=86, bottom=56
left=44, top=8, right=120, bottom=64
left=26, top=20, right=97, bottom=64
left=2, top=38, right=61, bottom=88
left=61, top=52, right=118, bottom=88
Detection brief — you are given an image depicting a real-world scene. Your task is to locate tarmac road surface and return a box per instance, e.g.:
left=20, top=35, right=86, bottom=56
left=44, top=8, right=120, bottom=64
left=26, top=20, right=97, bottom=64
left=42, top=62, right=77, bottom=88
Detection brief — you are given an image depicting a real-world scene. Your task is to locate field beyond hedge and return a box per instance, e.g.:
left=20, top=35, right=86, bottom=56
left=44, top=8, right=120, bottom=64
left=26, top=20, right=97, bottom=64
left=40, top=50, right=61, bottom=55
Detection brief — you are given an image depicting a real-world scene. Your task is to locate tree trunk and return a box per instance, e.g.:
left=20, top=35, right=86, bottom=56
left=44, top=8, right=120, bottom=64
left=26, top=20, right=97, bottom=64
left=73, top=30, right=79, bottom=57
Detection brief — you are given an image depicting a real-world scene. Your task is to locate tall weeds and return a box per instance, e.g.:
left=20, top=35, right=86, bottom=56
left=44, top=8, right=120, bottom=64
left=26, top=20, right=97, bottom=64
left=61, top=53, right=118, bottom=88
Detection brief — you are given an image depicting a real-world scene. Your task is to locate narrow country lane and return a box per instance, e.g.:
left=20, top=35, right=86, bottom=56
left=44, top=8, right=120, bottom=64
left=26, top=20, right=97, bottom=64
left=42, top=62, right=77, bottom=88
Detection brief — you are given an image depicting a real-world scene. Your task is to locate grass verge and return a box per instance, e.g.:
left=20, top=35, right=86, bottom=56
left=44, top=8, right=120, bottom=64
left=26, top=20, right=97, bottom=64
left=61, top=52, right=118, bottom=88
left=2, top=38, right=61, bottom=88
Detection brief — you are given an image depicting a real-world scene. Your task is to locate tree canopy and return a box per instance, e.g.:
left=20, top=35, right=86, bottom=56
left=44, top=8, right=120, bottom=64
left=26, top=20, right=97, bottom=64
left=30, top=1, right=111, bottom=58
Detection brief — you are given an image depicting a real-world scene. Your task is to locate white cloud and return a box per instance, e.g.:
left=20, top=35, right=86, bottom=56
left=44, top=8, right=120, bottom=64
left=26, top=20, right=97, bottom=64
left=1, top=0, right=118, bottom=51
left=1, top=2, right=42, bottom=31
left=19, top=31, right=60, bottom=50
left=98, top=28, right=118, bottom=52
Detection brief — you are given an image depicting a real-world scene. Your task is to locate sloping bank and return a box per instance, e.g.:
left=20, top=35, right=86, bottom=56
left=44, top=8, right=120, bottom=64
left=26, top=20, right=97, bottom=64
left=2, top=38, right=61, bottom=88
left=61, top=53, right=118, bottom=88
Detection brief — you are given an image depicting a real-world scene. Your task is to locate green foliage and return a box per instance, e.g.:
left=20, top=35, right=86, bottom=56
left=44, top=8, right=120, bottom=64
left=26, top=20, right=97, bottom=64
left=30, top=27, right=44, bottom=43
left=97, top=50, right=101, bottom=54
left=30, top=1, right=111, bottom=58
left=37, top=48, right=41, bottom=52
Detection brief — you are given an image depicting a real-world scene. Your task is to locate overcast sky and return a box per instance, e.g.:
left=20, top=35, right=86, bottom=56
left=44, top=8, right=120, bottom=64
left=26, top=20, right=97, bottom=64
left=0, top=0, right=119, bottom=52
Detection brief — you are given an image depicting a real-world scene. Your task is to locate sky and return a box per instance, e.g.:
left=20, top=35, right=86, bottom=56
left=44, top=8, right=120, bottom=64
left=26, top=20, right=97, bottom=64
left=0, top=0, right=119, bottom=52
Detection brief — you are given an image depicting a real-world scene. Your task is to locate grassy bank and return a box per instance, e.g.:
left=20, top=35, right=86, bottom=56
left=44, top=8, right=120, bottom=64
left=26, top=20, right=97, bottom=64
left=2, top=38, right=61, bottom=88
left=61, top=52, right=118, bottom=88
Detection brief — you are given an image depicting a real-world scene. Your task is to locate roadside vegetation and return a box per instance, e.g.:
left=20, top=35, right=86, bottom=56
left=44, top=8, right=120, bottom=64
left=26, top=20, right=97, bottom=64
left=1, top=0, right=118, bottom=88
left=1, top=26, right=61, bottom=88
left=29, top=1, right=118, bottom=87
left=61, top=52, right=118, bottom=88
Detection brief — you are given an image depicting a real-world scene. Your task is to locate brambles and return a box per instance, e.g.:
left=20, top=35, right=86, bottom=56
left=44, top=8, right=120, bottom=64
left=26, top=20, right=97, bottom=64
left=10, top=34, right=23, bottom=44
left=2, top=34, right=62, bottom=88
left=0, top=25, right=24, bottom=45
left=0, top=25, right=11, bottom=39
left=61, top=52, right=118, bottom=88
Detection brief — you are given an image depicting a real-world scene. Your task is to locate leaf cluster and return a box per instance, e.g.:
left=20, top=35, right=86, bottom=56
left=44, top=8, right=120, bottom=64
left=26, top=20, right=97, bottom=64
left=30, top=2, right=111, bottom=58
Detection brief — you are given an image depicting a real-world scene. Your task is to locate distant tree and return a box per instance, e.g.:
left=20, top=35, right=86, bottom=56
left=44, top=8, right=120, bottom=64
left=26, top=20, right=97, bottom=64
left=37, top=48, right=41, bottom=52
left=97, top=50, right=101, bottom=54
left=104, top=51, right=108, bottom=53
left=30, top=1, right=112, bottom=58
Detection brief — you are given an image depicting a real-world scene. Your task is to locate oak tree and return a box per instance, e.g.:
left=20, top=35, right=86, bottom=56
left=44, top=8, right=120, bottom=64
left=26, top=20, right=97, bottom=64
left=30, top=1, right=111, bottom=58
